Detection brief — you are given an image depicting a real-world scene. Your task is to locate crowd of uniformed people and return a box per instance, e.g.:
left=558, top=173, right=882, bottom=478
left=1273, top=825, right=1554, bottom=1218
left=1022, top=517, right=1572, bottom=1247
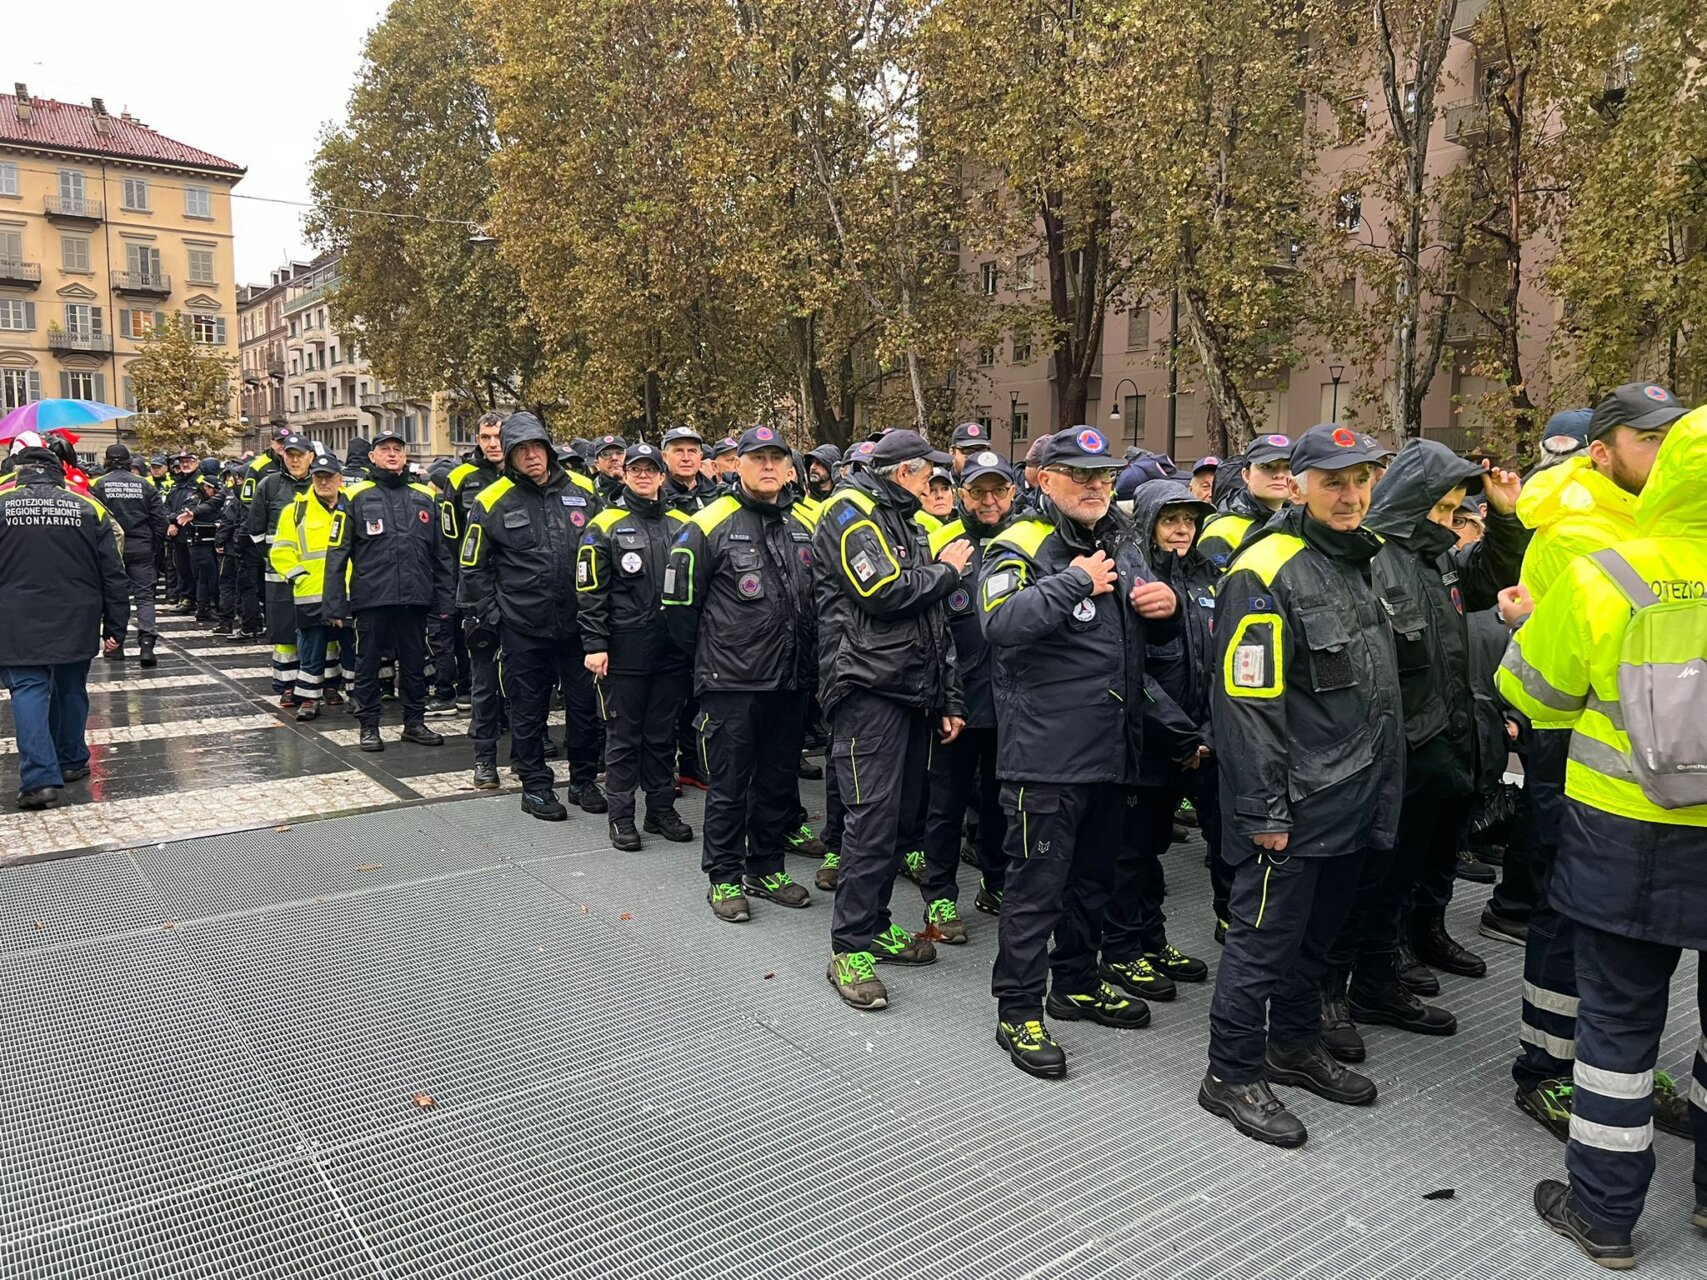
left=0, top=381, right=1703, bottom=1271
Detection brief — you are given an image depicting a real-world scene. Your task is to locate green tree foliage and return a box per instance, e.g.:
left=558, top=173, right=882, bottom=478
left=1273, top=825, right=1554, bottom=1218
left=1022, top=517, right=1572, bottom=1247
left=126, top=313, right=238, bottom=456
left=307, top=0, right=557, bottom=417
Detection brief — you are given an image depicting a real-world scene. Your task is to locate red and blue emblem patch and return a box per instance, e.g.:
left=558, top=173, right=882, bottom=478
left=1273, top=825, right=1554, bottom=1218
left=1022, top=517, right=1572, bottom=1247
left=1076, top=428, right=1106, bottom=454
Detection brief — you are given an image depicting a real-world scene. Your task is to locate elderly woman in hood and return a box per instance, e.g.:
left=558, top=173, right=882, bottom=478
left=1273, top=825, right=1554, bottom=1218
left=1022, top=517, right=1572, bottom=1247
left=1097, top=478, right=1226, bottom=1003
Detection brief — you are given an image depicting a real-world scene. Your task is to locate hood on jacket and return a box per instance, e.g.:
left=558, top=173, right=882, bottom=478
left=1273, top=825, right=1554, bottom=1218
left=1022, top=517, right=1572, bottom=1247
left=1636, top=404, right=1707, bottom=534
left=1363, top=438, right=1485, bottom=543
left=1115, top=456, right=1170, bottom=501
left=1210, top=457, right=1249, bottom=509
left=1131, top=478, right=1213, bottom=546
left=1516, top=453, right=1638, bottom=534
left=501, top=411, right=552, bottom=459
left=806, top=443, right=842, bottom=469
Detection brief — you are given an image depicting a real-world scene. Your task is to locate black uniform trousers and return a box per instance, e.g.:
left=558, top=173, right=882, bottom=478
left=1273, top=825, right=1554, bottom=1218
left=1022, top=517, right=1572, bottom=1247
left=1208, top=850, right=1365, bottom=1083
left=237, top=538, right=264, bottom=633
left=1105, top=774, right=1229, bottom=961
left=427, top=612, right=461, bottom=700
left=352, top=606, right=429, bottom=730
left=992, top=780, right=1123, bottom=1021
left=599, top=667, right=690, bottom=824
left=822, top=750, right=846, bottom=853
left=501, top=628, right=599, bottom=793
left=921, top=726, right=1004, bottom=905
left=467, top=637, right=504, bottom=766
left=217, top=544, right=239, bottom=629
left=188, top=544, right=218, bottom=618
left=1566, top=923, right=1707, bottom=1231
left=677, top=696, right=705, bottom=783
left=1514, top=728, right=1578, bottom=1092
left=829, top=691, right=931, bottom=953
left=697, top=688, right=808, bottom=884
left=170, top=537, right=194, bottom=604
left=1329, top=786, right=1472, bottom=991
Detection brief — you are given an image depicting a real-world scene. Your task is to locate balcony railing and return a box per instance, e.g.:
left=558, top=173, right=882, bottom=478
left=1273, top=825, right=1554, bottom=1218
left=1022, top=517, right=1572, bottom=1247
left=48, top=329, right=110, bottom=354
left=112, top=271, right=172, bottom=297
left=1444, top=307, right=1497, bottom=344
left=0, top=259, right=41, bottom=288
left=1443, top=101, right=1504, bottom=146
left=1452, top=0, right=1489, bottom=38
left=43, top=196, right=104, bottom=222
left=359, top=390, right=405, bottom=409
left=283, top=279, right=338, bottom=315
left=266, top=356, right=286, bottom=376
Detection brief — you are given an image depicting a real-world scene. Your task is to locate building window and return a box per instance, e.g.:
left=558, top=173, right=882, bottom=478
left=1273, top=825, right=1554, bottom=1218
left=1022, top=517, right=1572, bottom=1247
left=1122, top=395, right=1147, bottom=443
left=0, top=227, right=22, bottom=264
left=975, top=414, right=992, bottom=432
left=61, top=370, right=102, bottom=400
left=63, top=303, right=103, bottom=339
left=58, top=169, right=86, bottom=209
left=120, top=309, right=167, bottom=340
left=329, top=343, right=339, bottom=365
left=1338, top=97, right=1370, bottom=145
left=1, top=367, right=41, bottom=409
left=190, top=312, right=227, bottom=345
left=0, top=163, right=17, bottom=197
left=0, top=299, right=35, bottom=330
left=186, top=247, right=215, bottom=284
left=1335, top=190, right=1363, bottom=233
left=61, top=235, right=91, bottom=273
left=401, top=414, right=415, bottom=441
left=1012, top=337, right=1032, bottom=364
left=1126, top=309, right=1150, bottom=351
left=980, top=261, right=997, bottom=295
left=1011, top=408, right=1030, bottom=440
left=184, top=185, right=212, bottom=219
left=977, top=345, right=995, bottom=367
left=126, top=243, right=163, bottom=281
left=121, top=178, right=150, bottom=212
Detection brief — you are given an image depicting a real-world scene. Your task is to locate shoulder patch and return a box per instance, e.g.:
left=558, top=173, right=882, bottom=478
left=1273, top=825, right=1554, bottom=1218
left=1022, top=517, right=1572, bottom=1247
left=1226, top=533, right=1305, bottom=588
left=691, top=494, right=741, bottom=535
left=476, top=477, right=515, bottom=511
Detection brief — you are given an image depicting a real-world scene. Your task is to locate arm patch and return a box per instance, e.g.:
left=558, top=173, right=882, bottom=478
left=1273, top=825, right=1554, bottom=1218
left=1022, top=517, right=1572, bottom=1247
left=1223, top=613, right=1284, bottom=699
left=459, top=524, right=483, bottom=569
left=981, top=561, right=1026, bottom=612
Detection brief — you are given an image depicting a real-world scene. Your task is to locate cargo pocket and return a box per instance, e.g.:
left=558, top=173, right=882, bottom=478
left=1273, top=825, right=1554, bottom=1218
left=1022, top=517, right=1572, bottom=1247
left=997, top=782, right=1064, bottom=860
left=727, top=548, right=766, bottom=601
left=1298, top=606, right=1357, bottom=692
left=502, top=508, right=537, bottom=551
left=1385, top=592, right=1431, bottom=673
left=1288, top=722, right=1377, bottom=802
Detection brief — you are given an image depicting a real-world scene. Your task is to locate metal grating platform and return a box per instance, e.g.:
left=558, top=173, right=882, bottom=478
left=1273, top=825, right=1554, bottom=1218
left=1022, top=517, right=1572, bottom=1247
left=0, top=785, right=1699, bottom=1279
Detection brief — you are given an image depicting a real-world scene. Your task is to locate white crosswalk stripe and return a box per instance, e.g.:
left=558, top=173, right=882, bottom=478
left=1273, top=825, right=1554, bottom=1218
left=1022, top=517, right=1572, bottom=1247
left=0, top=713, right=280, bottom=758
left=0, top=674, right=209, bottom=701
left=316, top=711, right=562, bottom=748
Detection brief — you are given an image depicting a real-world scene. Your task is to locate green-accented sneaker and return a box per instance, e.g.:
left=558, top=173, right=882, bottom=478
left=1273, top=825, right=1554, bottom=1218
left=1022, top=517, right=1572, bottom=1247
left=707, top=881, right=751, bottom=924
left=925, top=898, right=968, bottom=945
left=815, top=849, right=840, bottom=892
left=1047, top=982, right=1151, bottom=1029
left=1099, top=956, right=1177, bottom=1002
left=900, top=849, right=925, bottom=885
left=828, top=951, right=887, bottom=1010
left=1214, top=918, right=1229, bottom=946
left=1145, top=942, right=1209, bottom=983
left=870, top=921, right=936, bottom=966
left=1515, top=1077, right=1573, bottom=1142
left=997, top=1018, right=1067, bottom=1078
left=785, top=822, right=826, bottom=859
left=743, top=871, right=811, bottom=908
left=1175, top=797, right=1198, bottom=828
left=974, top=881, right=1002, bottom=916
left=1653, top=1070, right=1693, bottom=1139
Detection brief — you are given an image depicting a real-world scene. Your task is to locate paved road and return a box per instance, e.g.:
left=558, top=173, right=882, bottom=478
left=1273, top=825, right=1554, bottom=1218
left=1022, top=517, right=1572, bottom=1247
left=0, top=612, right=535, bottom=863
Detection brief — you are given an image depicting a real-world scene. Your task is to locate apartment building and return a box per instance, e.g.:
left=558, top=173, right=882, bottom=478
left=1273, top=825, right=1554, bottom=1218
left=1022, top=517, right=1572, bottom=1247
left=236, top=263, right=313, bottom=455
left=0, top=85, right=243, bottom=452
left=279, top=252, right=447, bottom=460
left=960, top=0, right=1555, bottom=462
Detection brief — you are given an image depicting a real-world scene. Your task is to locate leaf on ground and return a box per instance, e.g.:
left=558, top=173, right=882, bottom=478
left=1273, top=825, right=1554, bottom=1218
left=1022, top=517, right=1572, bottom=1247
left=1421, top=1189, right=1455, bottom=1201
left=411, top=1093, right=435, bottom=1110
left=618, top=912, right=632, bottom=921
left=275, top=825, right=291, bottom=832
left=763, top=972, right=775, bottom=980
left=355, top=863, right=382, bottom=872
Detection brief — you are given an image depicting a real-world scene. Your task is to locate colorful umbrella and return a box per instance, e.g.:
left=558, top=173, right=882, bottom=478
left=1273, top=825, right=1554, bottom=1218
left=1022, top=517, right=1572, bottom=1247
left=0, top=398, right=134, bottom=443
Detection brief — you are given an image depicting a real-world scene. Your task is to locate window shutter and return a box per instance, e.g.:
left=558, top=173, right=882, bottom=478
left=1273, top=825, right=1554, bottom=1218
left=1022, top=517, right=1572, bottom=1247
left=154, top=310, right=167, bottom=333
left=119, top=309, right=133, bottom=340
left=27, top=370, right=39, bottom=402
left=23, top=301, right=34, bottom=330
left=92, top=374, right=106, bottom=404
left=59, top=371, right=70, bottom=398
left=215, top=317, right=228, bottom=345
left=91, top=306, right=104, bottom=338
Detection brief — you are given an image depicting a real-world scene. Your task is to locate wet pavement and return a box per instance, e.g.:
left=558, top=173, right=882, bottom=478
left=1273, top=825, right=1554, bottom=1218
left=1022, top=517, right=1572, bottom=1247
left=0, top=611, right=537, bottom=864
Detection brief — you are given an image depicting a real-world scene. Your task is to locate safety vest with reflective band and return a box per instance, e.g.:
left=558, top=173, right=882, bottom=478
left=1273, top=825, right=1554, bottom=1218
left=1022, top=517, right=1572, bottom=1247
left=1498, top=545, right=1707, bottom=829
left=238, top=452, right=274, bottom=513
left=1514, top=455, right=1638, bottom=603
left=270, top=492, right=348, bottom=613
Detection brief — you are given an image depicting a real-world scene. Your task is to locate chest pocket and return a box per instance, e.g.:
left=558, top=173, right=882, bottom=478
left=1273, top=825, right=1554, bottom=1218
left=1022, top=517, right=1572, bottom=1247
left=1298, top=606, right=1358, bottom=692
left=1066, top=594, right=1104, bottom=633
left=615, top=530, right=647, bottom=577
left=1384, top=589, right=1431, bottom=673
left=503, top=508, right=536, bottom=550
left=728, top=547, right=766, bottom=601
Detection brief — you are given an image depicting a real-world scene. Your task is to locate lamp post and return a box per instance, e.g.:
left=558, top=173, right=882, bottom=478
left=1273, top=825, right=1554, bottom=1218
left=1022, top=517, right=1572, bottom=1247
left=1107, top=377, right=1139, bottom=449
left=1329, top=362, right=1345, bottom=424
left=1008, top=390, right=1019, bottom=459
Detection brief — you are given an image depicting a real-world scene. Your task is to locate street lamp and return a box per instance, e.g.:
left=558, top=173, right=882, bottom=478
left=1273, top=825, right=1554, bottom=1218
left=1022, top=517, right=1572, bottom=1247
left=1107, top=377, right=1139, bottom=448
left=1329, top=362, right=1346, bottom=423
left=1008, top=390, right=1019, bottom=458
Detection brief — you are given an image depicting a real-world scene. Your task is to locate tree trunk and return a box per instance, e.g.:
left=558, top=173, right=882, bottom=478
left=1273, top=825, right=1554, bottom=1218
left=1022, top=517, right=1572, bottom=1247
left=1180, top=283, right=1257, bottom=450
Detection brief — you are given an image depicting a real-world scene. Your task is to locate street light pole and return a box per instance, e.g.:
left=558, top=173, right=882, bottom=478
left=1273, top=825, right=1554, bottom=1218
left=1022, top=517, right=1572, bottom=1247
left=1107, top=377, right=1139, bottom=449
left=1329, top=362, right=1346, bottom=424
left=1008, top=390, right=1019, bottom=460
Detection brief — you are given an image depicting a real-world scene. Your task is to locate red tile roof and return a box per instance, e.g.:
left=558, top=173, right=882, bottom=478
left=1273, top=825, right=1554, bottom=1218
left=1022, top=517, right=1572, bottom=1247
left=0, top=94, right=243, bottom=175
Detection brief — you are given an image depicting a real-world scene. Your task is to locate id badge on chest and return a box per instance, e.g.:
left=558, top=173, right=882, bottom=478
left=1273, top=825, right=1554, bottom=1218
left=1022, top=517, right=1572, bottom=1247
left=366, top=518, right=385, bottom=536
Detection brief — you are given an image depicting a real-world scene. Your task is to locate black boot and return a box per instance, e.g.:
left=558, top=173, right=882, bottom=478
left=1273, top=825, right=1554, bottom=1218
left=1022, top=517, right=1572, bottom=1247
left=609, top=818, right=642, bottom=851
left=1396, top=938, right=1440, bottom=996
left=1533, top=1180, right=1635, bottom=1269
left=643, top=809, right=694, bottom=842
left=399, top=724, right=444, bottom=746
left=522, top=790, right=568, bottom=822
left=1320, top=993, right=1367, bottom=1063
left=1198, top=1074, right=1307, bottom=1148
left=567, top=778, right=608, bottom=814
left=358, top=726, right=384, bottom=752
left=1348, top=980, right=1457, bottom=1036
left=1265, top=1041, right=1378, bottom=1106
left=138, top=634, right=157, bottom=669
left=1410, top=907, right=1487, bottom=978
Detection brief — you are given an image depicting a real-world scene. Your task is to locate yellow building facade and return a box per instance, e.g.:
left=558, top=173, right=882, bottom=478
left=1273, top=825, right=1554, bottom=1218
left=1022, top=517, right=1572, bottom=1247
left=0, top=86, right=243, bottom=454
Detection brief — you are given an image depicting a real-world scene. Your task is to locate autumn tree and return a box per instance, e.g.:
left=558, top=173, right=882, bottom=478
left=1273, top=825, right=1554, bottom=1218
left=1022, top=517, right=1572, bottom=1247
left=308, top=0, right=558, bottom=418
left=126, top=314, right=238, bottom=456
left=1545, top=0, right=1707, bottom=405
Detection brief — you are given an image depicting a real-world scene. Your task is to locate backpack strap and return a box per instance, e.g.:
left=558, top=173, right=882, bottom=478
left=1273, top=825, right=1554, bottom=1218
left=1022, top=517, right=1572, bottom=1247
left=1588, top=548, right=1660, bottom=609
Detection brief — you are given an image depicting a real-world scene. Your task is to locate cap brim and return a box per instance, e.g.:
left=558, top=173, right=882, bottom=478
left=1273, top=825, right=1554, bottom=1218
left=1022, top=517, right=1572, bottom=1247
left=1299, top=445, right=1389, bottom=471
left=922, top=448, right=951, bottom=466
left=1626, top=404, right=1689, bottom=432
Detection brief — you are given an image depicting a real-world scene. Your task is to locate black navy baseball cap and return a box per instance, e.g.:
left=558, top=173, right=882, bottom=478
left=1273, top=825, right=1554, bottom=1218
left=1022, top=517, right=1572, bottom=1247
left=1243, top=434, right=1293, bottom=467
left=310, top=452, right=341, bottom=476
left=736, top=425, right=789, bottom=456
left=624, top=441, right=664, bottom=469
left=1038, top=425, right=1122, bottom=469
left=868, top=429, right=949, bottom=467
left=1588, top=383, right=1688, bottom=442
left=593, top=433, right=626, bottom=456
left=1288, top=423, right=1390, bottom=473
left=951, top=421, right=992, bottom=449
left=660, top=426, right=703, bottom=447
left=959, top=450, right=1015, bottom=486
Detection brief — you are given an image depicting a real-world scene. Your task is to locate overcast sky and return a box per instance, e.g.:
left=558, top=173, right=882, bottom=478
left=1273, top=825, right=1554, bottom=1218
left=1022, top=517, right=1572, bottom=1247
left=10, top=0, right=387, bottom=283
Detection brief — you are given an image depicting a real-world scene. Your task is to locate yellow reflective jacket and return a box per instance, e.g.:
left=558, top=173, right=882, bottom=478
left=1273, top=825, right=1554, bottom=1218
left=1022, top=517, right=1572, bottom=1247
left=269, top=490, right=347, bottom=620
left=1515, top=455, right=1639, bottom=602
left=1497, top=407, right=1707, bottom=827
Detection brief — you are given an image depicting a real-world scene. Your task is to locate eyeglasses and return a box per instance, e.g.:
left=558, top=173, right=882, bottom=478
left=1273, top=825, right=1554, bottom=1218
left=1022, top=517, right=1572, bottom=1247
left=1047, top=466, right=1114, bottom=488
left=964, top=485, right=1013, bottom=503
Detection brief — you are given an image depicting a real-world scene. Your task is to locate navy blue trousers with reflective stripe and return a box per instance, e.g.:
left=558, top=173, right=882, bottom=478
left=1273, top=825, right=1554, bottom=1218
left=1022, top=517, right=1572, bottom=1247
left=1514, top=728, right=1578, bottom=1091
left=1566, top=923, right=1707, bottom=1230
